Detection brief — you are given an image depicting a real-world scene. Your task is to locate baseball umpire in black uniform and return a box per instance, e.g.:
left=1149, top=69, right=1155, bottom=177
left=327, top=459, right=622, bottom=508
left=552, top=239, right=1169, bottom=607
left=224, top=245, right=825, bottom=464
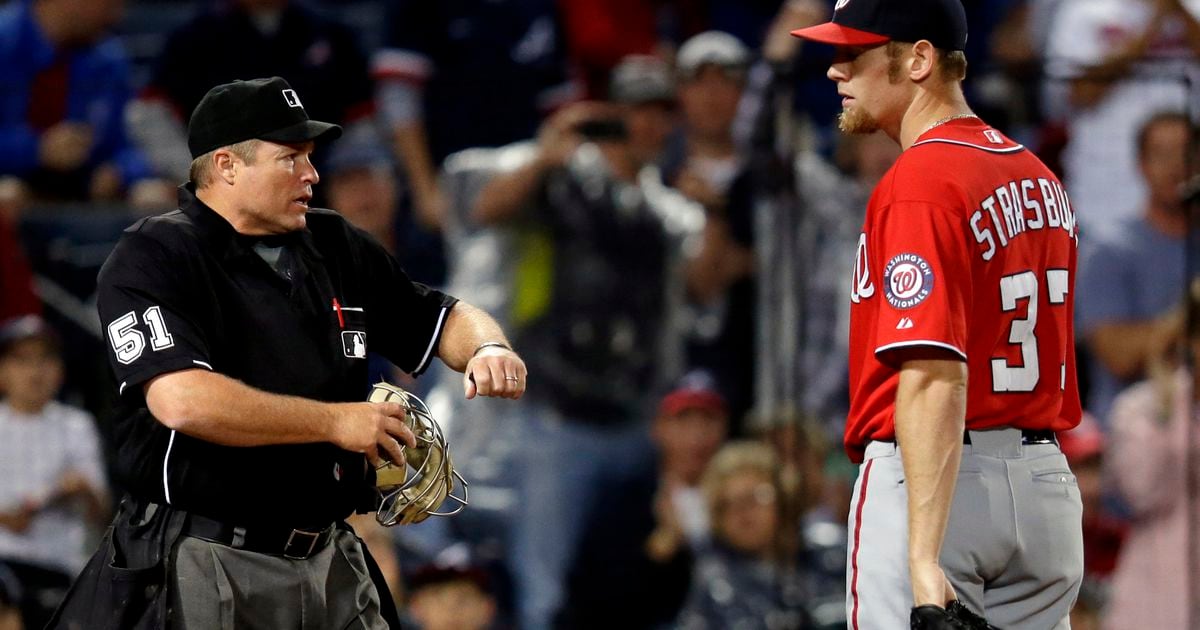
left=49, top=76, right=526, bottom=630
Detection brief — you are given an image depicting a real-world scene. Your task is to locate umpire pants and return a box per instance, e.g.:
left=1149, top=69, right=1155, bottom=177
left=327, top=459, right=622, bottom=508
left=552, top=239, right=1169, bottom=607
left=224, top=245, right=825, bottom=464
left=846, top=428, right=1084, bottom=629
left=170, top=528, right=388, bottom=630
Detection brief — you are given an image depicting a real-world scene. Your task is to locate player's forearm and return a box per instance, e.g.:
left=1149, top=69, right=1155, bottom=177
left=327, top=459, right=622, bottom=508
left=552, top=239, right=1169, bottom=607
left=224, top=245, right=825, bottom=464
left=145, top=368, right=339, bottom=446
left=896, top=359, right=967, bottom=606
left=437, top=301, right=513, bottom=371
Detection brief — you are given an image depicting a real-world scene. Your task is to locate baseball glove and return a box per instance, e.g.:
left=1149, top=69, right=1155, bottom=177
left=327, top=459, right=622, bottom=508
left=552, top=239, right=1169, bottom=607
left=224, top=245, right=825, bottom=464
left=910, top=601, right=1000, bottom=630
left=368, top=381, right=467, bottom=526
left=946, top=600, right=1000, bottom=630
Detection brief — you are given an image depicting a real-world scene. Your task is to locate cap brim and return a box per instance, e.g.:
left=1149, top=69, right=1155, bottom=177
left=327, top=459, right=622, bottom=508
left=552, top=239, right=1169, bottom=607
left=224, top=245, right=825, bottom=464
left=259, top=119, right=343, bottom=146
left=790, top=22, right=890, bottom=46
left=658, top=391, right=727, bottom=417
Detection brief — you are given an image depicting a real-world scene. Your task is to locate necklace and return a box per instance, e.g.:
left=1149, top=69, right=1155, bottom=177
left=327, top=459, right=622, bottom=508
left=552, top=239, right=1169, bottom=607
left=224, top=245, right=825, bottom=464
left=922, top=112, right=977, bottom=136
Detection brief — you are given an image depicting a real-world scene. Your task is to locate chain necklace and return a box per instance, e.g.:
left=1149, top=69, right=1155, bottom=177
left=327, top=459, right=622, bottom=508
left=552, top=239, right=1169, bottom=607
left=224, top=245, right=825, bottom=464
left=921, top=112, right=978, bottom=136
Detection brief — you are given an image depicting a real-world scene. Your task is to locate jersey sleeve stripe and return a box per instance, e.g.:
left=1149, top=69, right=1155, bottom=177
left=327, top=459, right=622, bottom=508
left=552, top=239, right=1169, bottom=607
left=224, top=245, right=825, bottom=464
left=192, top=360, right=213, bottom=370
left=874, top=339, right=967, bottom=361
left=163, top=429, right=177, bottom=505
left=414, top=305, right=452, bottom=375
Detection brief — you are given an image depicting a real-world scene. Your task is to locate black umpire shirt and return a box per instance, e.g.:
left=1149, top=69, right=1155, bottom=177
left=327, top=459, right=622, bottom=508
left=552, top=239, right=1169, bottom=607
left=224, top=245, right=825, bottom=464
left=97, top=184, right=457, bottom=529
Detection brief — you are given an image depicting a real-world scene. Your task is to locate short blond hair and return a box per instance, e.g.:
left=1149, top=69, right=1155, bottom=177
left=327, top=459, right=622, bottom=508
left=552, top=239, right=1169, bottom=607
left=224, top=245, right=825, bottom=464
left=887, top=41, right=968, bottom=83
left=189, top=139, right=260, bottom=187
left=701, top=441, right=782, bottom=517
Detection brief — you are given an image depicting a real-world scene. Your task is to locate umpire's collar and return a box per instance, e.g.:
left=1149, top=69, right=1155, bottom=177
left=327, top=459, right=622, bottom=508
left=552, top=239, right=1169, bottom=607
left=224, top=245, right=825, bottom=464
left=176, top=183, right=324, bottom=262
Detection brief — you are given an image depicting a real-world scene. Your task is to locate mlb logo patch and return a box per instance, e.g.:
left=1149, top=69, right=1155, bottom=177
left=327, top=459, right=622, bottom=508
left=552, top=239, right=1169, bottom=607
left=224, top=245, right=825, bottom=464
left=342, top=331, right=367, bottom=358
left=282, top=89, right=303, bottom=109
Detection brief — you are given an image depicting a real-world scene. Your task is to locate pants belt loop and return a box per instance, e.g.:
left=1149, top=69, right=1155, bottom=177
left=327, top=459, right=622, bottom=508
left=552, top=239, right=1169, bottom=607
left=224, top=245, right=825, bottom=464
left=964, top=428, right=1023, bottom=459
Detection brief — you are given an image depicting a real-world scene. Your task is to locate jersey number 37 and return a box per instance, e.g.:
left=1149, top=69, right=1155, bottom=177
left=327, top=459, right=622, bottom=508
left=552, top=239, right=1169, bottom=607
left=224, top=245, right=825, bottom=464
left=993, top=269, right=1069, bottom=393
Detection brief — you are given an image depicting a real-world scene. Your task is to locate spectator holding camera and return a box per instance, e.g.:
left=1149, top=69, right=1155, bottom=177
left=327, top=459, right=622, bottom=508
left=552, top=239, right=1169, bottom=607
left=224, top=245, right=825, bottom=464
left=472, top=54, right=702, bottom=629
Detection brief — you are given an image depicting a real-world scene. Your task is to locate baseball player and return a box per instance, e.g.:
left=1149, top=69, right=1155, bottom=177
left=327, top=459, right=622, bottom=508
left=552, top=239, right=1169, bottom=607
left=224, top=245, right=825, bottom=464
left=49, top=77, right=526, bottom=630
left=791, top=1, right=1084, bottom=628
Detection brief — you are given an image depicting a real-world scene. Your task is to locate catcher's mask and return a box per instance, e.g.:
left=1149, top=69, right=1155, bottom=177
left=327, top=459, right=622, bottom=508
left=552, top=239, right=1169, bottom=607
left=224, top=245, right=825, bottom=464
left=368, top=382, right=468, bottom=526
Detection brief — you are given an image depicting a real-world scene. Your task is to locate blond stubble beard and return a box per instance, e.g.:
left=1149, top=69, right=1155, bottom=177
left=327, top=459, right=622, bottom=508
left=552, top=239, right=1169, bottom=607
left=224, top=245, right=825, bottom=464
left=838, top=105, right=880, bottom=135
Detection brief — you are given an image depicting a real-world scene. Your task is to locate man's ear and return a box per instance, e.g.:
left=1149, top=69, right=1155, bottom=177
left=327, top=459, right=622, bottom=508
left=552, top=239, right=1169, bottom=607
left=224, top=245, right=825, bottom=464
left=909, top=40, right=936, bottom=82
left=213, top=149, right=238, bottom=185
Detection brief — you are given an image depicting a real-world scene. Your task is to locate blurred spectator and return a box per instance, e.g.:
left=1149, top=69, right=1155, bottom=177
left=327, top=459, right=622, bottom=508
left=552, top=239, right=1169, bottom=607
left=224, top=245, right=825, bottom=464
left=404, top=564, right=498, bottom=630
left=128, top=0, right=377, bottom=183
left=325, top=133, right=400, bottom=252
left=557, top=370, right=729, bottom=629
left=470, top=55, right=699, bottom=629
left=1044, top=0, right=1200, bottom=230
left=0, top=216, right=39, bottom=324
left=0, top=0, right=172, bottom=208
left=372, top=0, right=580, bottom=231
left=0, top=315, right=109, bottom=630
left=1103, top=283, right=1200, bottom=630
left=677, top=440, right=809, bottom=629
left=1058, top=413, right=1127, bottom=623
left=556, top=0, right=707, bottom=99
left=666, top=30, right=757, bottom=423
left=756, top=416, right=849, bottom=629
left=1076, top=111, right=1196, bottom=422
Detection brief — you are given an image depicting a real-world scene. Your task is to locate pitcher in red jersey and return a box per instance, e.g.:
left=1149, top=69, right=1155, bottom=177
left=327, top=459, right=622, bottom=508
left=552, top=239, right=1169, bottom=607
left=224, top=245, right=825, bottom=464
left=792, top=0, right=1083, bottom=628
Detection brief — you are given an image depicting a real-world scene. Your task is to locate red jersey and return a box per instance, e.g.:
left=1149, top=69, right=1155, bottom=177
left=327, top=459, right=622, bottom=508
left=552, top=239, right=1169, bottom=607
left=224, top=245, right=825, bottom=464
left=844, top=118, right=1082, bottom=462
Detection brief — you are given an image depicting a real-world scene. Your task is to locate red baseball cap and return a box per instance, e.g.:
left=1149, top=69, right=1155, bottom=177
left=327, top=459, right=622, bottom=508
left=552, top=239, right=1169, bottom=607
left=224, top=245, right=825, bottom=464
left=658, top=370, right=728, bottom=417
left=790, top=0, right=968, bottom=52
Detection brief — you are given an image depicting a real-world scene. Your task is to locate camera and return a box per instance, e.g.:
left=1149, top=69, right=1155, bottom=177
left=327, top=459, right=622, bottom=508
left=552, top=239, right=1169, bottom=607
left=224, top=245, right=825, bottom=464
left=575, top=117, right=628, bottom=141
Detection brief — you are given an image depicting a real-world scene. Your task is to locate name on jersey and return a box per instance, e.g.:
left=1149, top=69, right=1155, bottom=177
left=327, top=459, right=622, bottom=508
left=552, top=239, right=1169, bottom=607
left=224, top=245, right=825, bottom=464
left=969, top=178, right=1076, bottom=261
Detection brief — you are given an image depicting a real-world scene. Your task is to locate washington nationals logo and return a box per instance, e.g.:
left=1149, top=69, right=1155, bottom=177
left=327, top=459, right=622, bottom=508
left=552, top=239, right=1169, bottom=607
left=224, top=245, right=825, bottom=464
left=883, top=253, right=934, bottom=309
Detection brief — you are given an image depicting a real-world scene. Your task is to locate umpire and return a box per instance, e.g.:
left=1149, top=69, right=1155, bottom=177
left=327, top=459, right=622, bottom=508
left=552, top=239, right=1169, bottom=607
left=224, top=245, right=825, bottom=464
left=49, top=76, right=526, bottom=630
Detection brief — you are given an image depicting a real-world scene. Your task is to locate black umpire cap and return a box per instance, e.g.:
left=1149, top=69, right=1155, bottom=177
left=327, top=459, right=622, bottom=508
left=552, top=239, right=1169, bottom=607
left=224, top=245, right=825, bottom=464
left=790, top=0, right=967, bottom=52
left=187, top=76, right=343, bottom=158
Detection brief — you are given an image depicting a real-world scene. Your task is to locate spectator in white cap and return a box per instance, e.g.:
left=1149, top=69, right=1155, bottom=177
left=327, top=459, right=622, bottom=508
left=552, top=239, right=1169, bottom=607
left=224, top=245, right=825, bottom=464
left=668, top=31, right=759, bottom=426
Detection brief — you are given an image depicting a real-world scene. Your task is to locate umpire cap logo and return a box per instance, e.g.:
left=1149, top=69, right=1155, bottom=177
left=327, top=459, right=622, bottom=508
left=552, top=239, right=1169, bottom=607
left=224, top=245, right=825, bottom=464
left=282, top=89, right=303, bottom=109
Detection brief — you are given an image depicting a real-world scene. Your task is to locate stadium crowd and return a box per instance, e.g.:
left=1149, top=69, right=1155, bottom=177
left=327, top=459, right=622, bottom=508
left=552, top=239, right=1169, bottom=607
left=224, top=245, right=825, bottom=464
left=1, top=0, right=1198, bottom=628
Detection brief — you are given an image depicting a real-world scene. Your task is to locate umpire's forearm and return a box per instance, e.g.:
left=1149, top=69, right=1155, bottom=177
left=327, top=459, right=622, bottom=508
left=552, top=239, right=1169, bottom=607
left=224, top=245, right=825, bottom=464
left=895, top=359, right=968, bottom=605
left=144, top=368, right=338, bottom=446
left=436, top=301, right=513, bottom=371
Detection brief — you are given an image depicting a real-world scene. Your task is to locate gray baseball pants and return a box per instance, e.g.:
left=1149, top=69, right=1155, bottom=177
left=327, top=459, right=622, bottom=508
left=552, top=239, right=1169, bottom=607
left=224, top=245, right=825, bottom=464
left=846, top=427, right=1084, bottom=629
left=168, top=528, right=388, bottom=630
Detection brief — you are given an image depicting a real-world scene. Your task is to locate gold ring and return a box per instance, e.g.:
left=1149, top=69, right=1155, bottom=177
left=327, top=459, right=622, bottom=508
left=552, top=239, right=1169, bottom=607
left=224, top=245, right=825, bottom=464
left=505, top=376, right=520, bottom=381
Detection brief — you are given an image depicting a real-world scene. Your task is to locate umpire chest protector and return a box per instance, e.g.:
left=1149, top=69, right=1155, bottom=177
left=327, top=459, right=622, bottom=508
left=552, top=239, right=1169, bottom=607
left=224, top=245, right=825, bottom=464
left=98, top=184, right=455, bottom=529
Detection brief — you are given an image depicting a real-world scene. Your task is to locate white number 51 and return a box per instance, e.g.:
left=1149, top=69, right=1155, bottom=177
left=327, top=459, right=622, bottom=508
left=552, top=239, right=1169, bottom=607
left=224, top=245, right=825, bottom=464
left=107, top=307, right=175, bottom=365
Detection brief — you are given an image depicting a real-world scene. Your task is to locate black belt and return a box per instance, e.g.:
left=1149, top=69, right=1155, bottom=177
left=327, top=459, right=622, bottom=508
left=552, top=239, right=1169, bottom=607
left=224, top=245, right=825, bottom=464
left=880, top=429, right=1058, bottom=446
left=181, top=512, right=341, bottom=560
left=963, top=429, right=1057, bottom=445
